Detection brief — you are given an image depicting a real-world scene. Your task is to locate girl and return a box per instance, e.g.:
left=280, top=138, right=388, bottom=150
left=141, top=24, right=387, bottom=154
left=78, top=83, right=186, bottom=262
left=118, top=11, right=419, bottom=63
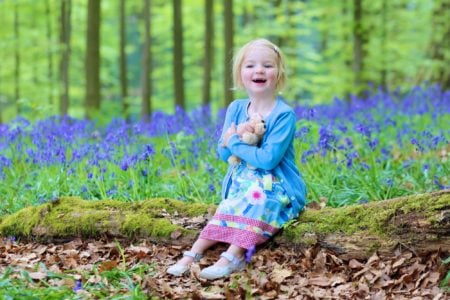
left=167, top=38, right=307, bottom=280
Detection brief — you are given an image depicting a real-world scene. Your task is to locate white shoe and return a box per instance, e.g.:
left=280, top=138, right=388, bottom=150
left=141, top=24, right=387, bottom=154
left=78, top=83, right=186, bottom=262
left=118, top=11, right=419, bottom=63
left=199, top=252, right=246, bottom=280
left=166, top=251, right=203, bottom=276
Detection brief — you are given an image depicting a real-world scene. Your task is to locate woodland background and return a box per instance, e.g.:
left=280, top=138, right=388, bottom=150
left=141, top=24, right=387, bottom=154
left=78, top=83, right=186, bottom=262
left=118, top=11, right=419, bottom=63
left=0, top=0, right=449, bottom=123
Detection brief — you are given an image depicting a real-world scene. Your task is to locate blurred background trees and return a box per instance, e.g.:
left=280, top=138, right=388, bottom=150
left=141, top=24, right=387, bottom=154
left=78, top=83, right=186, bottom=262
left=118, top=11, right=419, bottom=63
left=0, top=0, right=448, bottom=123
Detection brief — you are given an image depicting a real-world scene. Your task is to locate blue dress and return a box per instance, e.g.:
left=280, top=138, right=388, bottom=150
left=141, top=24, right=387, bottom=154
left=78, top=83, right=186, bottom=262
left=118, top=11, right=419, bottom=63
left=199, top=162, right=299, bottom=249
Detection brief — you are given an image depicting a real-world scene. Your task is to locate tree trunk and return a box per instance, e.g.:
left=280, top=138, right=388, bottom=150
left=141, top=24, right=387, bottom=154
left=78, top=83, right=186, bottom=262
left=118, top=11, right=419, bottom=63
left=14, top=3, right=20, bottom=116
left=173, top=0, right=185, bottom=110
left=1, top=190, right=448, bottom=260
left=140, top=0, right=152, bottom=123
left=119, top=0, right=129, bottom=121
left=352, top=0, right=365, bottom=95
left=416, top=0, right=450, bottom=89
left=379, top=0, right=387, bottom=91
left=202, top=0, right=213, bottom=106
left=59, top=0, right=71, bottom=116
left=46, top=0, right=55, bottom=108
left=223, top=0, right=234, bottom=107
left=85, top=0, right=101, bottom=119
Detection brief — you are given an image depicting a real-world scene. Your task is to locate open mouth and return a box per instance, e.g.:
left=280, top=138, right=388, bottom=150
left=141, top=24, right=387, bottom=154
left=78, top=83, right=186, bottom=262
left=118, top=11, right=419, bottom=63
left=252, top=79, right=267, bottom=83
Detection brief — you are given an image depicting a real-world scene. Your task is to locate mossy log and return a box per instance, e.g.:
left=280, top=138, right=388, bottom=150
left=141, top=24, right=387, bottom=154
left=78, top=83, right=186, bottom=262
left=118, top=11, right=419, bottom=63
left=0, top=190, right=449, bottom=259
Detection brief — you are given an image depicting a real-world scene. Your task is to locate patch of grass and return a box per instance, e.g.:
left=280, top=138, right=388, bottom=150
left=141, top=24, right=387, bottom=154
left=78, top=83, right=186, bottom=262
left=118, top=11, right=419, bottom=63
left=0, top=262, right=157, bottom=299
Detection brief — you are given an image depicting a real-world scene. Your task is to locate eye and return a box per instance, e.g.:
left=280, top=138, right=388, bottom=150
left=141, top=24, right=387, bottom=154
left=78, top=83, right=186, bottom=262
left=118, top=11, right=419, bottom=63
left=264, top=64, right=274, bottom=68
left=244, top=64, right=254, bottom=68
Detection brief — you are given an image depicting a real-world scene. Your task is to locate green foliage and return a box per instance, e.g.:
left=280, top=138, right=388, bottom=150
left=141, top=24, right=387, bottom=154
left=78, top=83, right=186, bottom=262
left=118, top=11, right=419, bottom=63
left=0, top=0, right=444, bottom=122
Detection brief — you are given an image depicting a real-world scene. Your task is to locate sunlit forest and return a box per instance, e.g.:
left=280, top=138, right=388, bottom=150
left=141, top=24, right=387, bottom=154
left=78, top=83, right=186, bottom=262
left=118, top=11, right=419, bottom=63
left=0, top=0, right=449, bottom=298
left=0, top=0, right=448, bottom=123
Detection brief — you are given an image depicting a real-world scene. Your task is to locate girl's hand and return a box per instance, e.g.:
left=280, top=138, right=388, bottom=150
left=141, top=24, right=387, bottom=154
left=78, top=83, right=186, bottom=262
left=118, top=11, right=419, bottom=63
left=222, top=122, right=237, bottom=147
left=237, top=122, right=255, bottom=137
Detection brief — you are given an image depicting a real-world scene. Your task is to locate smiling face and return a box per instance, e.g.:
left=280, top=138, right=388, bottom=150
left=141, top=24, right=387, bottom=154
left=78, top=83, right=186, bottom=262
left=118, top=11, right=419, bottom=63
left=240, top=45, right=279, bottom=97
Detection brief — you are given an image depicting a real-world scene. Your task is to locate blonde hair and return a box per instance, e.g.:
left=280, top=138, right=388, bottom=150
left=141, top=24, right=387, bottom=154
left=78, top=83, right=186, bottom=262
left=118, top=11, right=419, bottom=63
left=232, top=38, right=287, bottom=91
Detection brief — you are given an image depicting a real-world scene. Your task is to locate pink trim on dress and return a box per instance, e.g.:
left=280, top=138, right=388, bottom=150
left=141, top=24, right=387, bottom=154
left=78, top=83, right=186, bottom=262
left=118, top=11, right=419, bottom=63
left=199, top=224, right=276, bottom=249
left=213, top=213, right=279, bottom=234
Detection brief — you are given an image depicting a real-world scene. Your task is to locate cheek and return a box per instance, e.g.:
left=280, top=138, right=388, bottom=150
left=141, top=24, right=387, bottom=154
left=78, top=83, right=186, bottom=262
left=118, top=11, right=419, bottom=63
left=267, top=70, right=278, bottom=81
left=240, top=70, right=252, bottom=83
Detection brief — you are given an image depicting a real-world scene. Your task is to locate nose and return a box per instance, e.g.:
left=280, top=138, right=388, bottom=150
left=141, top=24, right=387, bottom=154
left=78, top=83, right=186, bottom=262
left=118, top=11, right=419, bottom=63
left=255, top=65, right=264, bottom=73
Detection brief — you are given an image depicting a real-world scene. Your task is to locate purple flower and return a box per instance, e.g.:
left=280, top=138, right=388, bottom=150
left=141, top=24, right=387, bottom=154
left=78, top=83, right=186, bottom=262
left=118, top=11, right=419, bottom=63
left=245, top=245, right=256, bottom=263
left=120, top=159, right=129, bottom=171
left=73, top=280, right=83, bottom=292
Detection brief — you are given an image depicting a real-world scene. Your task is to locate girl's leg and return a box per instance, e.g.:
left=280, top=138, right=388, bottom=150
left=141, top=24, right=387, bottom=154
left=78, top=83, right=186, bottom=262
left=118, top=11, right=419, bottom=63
left=174, top=238, right=218, bottom=266
left=212, top=244, right=246, bottom=267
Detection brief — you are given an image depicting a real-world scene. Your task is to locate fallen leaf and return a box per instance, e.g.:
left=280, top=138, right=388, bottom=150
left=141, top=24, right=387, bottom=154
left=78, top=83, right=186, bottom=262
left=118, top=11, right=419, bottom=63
left=98, top=260, right=118, bottom=273
left=170, top=229, right=182, bottom=239
left=270, top=266, right=292, bottom=284
left=28, top=271, right=47, bottom=280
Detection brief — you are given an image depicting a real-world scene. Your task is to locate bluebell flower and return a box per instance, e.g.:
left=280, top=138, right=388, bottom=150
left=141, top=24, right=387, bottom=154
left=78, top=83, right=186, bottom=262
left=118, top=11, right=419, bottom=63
left=245, top=245, right=256, bottom=263
left=368, top=138, right=379, bottom=150
left=73, top=280, right=83, bottom=292
left=121, top=159, right=129, bottom=171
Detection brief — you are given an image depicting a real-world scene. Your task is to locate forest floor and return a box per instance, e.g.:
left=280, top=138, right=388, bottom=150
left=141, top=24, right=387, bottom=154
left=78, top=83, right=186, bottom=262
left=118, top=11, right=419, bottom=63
left=0, top=236, right=448, bottom=299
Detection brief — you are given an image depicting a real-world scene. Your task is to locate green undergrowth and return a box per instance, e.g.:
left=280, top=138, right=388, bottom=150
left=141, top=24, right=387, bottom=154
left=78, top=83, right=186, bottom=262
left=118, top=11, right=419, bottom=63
left=0, top=261, right=157, bottom=299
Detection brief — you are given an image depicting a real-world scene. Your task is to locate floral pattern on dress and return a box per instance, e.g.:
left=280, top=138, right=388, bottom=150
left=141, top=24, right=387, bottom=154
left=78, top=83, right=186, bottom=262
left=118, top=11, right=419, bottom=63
left=205, top=162, right=300, bottom=240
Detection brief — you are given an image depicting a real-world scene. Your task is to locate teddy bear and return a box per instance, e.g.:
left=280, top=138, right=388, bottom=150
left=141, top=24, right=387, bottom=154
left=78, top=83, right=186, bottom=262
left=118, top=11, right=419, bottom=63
left=228, top=114, right=266, bottom=167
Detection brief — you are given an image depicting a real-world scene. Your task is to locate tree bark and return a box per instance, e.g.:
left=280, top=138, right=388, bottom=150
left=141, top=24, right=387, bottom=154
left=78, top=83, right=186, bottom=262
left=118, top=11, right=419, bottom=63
left=173, top=0, right=185, bottom=110
left=14, top=2, right=21, bottom=115
left=416, top=0, right=450, bottom=89
left=223, top=0, right=234, bottom=107
left=1, top=190, right=448, bottom=260
left=59, top=0, right=71, bottom=116
left=140, top=0, right=152, bottom=122
left=85, top=0, right=101, bottom=119
left=119, top=0, right=129, bottom=121
left=202, top=0, right=213, bottom=106
left=46, top=0, right=55, bottom=108
left=352, top=0, right=366, bottom=95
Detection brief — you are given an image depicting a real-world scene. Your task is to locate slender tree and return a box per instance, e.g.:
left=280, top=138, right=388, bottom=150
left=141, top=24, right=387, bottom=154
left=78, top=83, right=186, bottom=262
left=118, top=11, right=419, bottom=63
left=85, top=0, right=101, bottom=119
left=173, top=0, right=185, bottom=110
left=380, top=0, right=387, bottom=90
left=59, top=0, right=71, bottom=116
left=119, top=0, right=129, bottom=121
left=202, top=0, right=214, bottom=106
left=223, top=0, right=234, bottom=107
left=141, top=0, right=153, bottom=122
left=14, top=2, right=20, bottom=115
left=352, top=0, right=366, bottom=94
left=45, top=0, right=55, bottom=107
left=417, top=0, right=450, bottom=89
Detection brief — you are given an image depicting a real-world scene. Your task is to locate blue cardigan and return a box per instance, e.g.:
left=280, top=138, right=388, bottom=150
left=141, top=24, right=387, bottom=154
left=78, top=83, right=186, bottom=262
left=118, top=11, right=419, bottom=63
left=217, top=98, right=307, bottom=212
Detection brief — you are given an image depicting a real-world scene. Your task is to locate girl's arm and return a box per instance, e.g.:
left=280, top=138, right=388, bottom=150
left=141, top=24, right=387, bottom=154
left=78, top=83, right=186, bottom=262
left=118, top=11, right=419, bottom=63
left=226, top=111, right=296, bottom=170
left=216, top=102, right=238, bottom=162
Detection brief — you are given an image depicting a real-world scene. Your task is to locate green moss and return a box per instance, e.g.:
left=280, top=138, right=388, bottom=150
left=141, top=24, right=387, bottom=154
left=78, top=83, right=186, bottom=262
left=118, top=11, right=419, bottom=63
left=284, top=191, right=449, bottom=239
left=0, top=205, right=44, bottom=236
left=0, top=196, right=213, bottom=239
left=137, top=198, right=211, bottom=217
left=121, top=212, right=178, bottom=237
left=1, top=191, right=447, bottom=242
